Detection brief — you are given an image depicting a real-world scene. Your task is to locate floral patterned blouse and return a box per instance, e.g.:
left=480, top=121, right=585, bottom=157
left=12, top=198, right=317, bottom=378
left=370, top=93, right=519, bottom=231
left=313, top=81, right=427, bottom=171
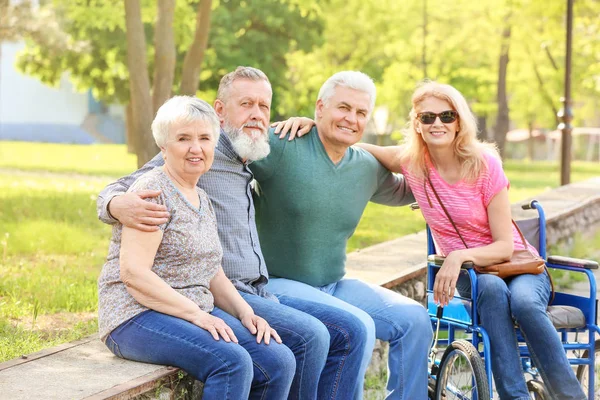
left=98, top=167, right=223, bottom=341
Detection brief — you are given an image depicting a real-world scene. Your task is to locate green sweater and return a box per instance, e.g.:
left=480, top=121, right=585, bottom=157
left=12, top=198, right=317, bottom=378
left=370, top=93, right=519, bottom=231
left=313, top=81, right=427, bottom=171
left=250, top=127, right=414, bottom=287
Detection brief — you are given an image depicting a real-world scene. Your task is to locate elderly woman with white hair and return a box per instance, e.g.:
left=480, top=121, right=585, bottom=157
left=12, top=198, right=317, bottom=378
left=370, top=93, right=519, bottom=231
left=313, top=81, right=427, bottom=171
left=98, top=96, right=295, bottom=400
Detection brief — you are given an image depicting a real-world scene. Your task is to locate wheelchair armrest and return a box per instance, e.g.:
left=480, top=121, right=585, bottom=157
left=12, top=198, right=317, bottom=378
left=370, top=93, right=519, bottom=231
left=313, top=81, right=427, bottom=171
left=428, top=254, right=474, bottom=269
left=547, top=255, right=598, bottom=270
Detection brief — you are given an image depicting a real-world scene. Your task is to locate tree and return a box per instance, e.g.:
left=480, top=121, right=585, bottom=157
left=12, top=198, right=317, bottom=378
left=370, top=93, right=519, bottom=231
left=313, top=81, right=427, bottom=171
left=493, top=11, right=511, bottom=158
left=124, top=0, right=156, bottom=165
left=16, top=0, right=324, bottom=166
left=180, top=0, right=211, bottom=96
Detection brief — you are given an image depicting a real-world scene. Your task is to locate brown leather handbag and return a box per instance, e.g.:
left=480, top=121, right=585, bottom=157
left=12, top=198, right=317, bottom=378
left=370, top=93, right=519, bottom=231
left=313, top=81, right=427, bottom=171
left=426, top=175, right=545, bottom=279
left=472, top=222, right=545, bottom=278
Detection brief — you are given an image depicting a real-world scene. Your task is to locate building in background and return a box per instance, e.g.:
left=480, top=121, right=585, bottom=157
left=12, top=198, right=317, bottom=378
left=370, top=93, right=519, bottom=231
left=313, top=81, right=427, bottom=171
left=0, top=41, right=125, bottom=145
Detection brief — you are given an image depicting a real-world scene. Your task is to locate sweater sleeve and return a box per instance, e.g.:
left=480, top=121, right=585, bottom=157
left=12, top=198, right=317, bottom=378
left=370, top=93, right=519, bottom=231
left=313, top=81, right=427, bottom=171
left=370, top=158, right=415, bottom=206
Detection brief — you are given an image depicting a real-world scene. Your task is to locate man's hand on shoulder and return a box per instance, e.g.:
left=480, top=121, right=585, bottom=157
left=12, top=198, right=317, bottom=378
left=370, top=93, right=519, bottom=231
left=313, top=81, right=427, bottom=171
left=271, top=117, right=315, bottom=141
left=108, top=190, right=169, bottom=232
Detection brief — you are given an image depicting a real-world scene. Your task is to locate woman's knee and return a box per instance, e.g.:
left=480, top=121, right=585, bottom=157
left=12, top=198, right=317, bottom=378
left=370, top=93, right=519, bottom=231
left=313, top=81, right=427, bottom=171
left=254, top=343, right=296, bottom=387
left=476, top=275, right=510, bottom=309
left=510, top=290, right=548, bottom=321
left=202, top=343, right=254, bottom=387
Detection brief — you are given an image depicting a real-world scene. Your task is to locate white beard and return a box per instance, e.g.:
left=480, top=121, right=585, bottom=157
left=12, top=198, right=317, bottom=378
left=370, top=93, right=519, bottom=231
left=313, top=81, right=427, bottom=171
left=223, top=123, right=271, bottom=162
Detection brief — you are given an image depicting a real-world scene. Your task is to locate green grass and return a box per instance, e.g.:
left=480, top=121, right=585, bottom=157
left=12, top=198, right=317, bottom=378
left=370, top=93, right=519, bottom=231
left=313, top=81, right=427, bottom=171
left=1, top=142, right=600, bottom=362
left=0, top=141, right=137, bottom=177
left=0, top=171, right=112, bottom=361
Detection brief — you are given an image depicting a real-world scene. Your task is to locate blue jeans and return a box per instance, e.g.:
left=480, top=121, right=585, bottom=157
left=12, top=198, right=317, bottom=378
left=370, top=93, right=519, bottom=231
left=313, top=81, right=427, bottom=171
left=467, top=272, right=586, bottom=400
left=267, top=278, right=432, bottom=400
left=241, top=292, right=367, bottom=400
left=105, top=308, right=295, bottom=400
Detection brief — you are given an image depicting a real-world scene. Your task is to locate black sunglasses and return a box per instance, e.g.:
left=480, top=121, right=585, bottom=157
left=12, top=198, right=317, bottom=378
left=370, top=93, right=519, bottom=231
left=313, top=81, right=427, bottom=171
left=416, top=110, right=458, bottom=124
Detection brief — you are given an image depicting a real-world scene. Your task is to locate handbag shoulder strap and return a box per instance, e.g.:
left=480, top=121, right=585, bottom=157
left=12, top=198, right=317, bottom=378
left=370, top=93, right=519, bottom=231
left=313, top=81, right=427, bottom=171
left=426, top=174, right=528, bottom=250
left=425, top=173, right=469, bottom=249
left=511, top=220, right=529, bottom=249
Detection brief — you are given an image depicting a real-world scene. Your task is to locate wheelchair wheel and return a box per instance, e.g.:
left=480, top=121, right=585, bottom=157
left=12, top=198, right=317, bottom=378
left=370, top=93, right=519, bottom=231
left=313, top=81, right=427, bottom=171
left=576, top=339, right=600, bottom=399
left=435, top=339, right=489, bottom=400
left=527, top=379, right=549, bottom=400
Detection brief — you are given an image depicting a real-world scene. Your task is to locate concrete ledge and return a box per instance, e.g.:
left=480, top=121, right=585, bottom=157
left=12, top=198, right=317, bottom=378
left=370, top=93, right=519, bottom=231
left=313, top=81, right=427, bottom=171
left=345, top=230, right=428, bottom=287
left=512, top=177, right=600, bottom=246
left=0, top=335, right=199, bottom=400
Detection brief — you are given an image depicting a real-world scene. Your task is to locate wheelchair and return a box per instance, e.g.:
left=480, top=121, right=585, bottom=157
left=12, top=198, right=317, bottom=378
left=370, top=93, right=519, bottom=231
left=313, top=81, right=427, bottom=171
left=420, top=200, right=600, bottom=400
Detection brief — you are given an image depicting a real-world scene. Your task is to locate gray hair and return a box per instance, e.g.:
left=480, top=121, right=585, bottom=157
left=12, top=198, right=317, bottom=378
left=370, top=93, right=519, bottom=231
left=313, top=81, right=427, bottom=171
left=216, top=66, right=271, bottom=102
left=316, top=71, right=377, bottom=115
left=152, top=96, right=220, bottom=147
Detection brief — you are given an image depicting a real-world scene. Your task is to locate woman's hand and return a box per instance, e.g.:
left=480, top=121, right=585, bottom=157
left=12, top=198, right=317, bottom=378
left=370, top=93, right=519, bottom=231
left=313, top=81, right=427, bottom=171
left=240, top=313, right=282, bottom=345
left=192, top=311, right=238, bottom=343
left=433, top=251, right=465, bottom=306
left=271, top=117, right=315, bottom=140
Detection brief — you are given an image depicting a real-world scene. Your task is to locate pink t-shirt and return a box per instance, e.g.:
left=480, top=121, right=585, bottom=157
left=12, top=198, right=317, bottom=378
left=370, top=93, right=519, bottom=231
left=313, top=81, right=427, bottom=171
left=402, top=152, right=537, bottom=256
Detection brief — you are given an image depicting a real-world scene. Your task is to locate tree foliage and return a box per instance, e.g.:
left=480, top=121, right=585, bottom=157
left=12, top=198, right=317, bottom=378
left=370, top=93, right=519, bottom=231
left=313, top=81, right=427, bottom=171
left=278, top=0, right=600, bottom=153
left=16, top=0, right=324, bottom=164
left=13, top=0, right=600, bottom=162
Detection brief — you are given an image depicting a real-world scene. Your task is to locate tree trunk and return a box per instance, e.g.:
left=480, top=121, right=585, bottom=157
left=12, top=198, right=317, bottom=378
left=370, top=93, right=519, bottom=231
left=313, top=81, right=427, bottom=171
left=493, top=20, right=511, bottom=159
left=180, top=0, right=212, bottom=95
left=524, top=42, right=559, bottom=126
left=152, top=0, right=176, bottom=114
left=476, top=115, right=488, bottom=142
left=124, top=0, right=157, bottom=167
left=125, top=102, right=136, bottom=154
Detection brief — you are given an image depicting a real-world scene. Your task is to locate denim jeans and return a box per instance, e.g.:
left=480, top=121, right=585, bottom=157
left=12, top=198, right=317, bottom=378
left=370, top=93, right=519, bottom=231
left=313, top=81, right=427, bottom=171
left=463, top=272, right=586, bottom=400
left=105, top=307, right=295, bottom=400
left=267, top=277, right=432, bottom=400
left=240, top=291, right=368, bottom=400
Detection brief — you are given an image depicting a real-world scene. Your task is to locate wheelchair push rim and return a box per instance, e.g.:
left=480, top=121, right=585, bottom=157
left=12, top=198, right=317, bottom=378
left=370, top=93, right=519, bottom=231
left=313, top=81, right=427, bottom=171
left=434, top=339, right=490, bottom=400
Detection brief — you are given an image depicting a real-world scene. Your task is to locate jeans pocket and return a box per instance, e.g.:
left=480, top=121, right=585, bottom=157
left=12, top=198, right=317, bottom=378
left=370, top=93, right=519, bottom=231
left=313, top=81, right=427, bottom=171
left=105, top=334, right=124, bottom=358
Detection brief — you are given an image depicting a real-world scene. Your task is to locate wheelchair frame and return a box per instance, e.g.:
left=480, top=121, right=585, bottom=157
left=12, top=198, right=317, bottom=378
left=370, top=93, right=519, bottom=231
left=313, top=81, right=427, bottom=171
left=425, top=200, right=600, bottom=399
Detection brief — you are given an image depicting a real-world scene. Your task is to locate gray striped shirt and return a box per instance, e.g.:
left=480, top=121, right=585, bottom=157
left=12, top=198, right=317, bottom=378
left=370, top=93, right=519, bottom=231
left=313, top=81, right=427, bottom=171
left=97, top=132, right=276, bottom=300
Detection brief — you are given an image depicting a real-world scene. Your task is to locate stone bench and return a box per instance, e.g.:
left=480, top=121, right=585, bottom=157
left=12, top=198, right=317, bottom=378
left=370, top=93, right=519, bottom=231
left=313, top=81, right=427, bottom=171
left=1, top=178, right=598, bottom=399
left=0, top=336, right=202, bottom=399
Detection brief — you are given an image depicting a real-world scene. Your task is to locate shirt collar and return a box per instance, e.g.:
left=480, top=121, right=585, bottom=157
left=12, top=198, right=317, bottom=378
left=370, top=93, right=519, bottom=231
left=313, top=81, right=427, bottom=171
left=218, top=129, right=245, bottom=163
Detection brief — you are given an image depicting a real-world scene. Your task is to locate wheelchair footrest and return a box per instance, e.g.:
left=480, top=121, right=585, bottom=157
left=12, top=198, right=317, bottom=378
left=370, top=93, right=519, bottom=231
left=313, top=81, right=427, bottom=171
left=547, top=305, right=586, bottom=329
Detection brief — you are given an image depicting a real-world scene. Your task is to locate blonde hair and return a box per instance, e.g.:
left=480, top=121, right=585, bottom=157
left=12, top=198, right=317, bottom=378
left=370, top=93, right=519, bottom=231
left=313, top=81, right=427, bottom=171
left=400, top=81, right=499, bottom=182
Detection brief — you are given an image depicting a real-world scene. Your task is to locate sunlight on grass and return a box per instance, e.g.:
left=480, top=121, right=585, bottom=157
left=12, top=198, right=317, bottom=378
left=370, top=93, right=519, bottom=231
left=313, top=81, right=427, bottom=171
left=0, top=141, right=137, bottom=177
left=0, top=318, right=98, bottom=362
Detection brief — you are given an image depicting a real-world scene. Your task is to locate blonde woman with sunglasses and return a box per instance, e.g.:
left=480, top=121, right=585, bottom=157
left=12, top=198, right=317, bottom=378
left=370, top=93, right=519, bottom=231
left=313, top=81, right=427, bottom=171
left=358, top=81, right=584, bottom=400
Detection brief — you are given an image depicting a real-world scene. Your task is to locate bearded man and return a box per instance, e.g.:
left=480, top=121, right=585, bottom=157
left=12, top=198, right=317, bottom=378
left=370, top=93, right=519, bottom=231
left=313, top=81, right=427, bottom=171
left=97, top=67, right=367, bottom=400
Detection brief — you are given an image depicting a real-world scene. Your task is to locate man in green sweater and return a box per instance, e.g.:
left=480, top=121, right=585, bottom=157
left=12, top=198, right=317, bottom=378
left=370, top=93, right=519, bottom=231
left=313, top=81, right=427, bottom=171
left=250, top=71, right=432, bottom=400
